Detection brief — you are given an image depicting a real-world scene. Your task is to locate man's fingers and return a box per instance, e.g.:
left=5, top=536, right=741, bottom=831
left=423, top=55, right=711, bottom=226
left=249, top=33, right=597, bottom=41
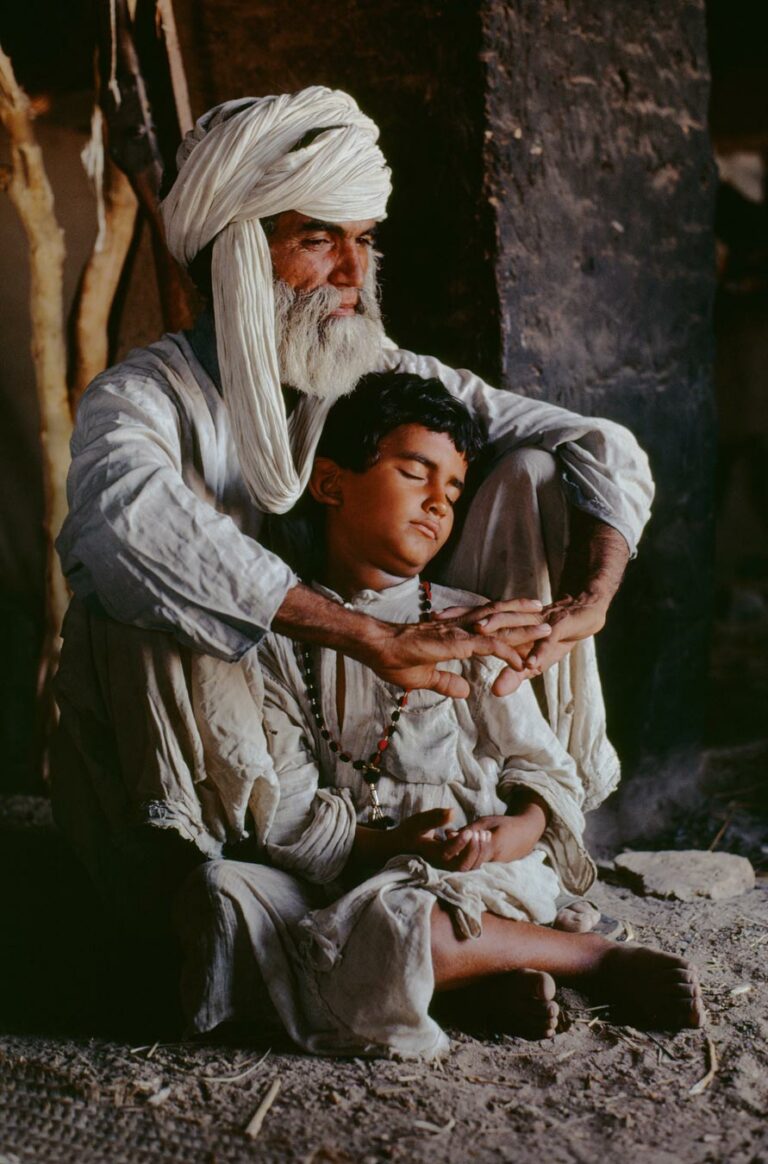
left=434, top=598, right=543, bottom=623
left=425, top=669, right=470, bottom=699
left=473, top=613, right=545, bottom=633
left=432, top=604, right=478, bottom=621
left=468, top=625, right=551, bottom=667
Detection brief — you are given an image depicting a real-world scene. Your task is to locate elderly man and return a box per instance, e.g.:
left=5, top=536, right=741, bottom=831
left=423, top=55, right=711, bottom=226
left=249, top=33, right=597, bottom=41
left=52, top=88, right=651, bottom=952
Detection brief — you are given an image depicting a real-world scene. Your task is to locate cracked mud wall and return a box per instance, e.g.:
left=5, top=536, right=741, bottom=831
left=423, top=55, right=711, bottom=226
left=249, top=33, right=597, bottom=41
left=480, top=0, right=718, bottom=773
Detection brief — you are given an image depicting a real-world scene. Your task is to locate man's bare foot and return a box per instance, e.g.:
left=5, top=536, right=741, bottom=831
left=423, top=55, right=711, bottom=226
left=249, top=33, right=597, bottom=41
left=445, top=968, right=559, bottom=1040
left=554, top=899, right=601, bottom=933
left=588, top=945, right=705, bottom=1030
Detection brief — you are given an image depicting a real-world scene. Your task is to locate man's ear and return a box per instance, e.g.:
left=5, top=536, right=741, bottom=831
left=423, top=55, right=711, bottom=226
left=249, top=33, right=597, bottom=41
left=309, top=458, right=345, bottom=507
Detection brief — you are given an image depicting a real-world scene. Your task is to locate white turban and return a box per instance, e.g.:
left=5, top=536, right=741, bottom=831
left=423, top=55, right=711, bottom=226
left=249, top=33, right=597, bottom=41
left=161, top=87, right=391, bottom=513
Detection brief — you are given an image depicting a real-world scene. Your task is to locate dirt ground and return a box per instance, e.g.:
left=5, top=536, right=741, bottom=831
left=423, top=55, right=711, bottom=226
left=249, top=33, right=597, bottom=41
left=0, top=874, right=766, bottom=1164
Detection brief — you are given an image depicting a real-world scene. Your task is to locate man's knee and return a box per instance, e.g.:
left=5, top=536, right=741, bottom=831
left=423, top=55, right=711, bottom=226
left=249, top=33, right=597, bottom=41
left=481, top=447, right=559, bottom=497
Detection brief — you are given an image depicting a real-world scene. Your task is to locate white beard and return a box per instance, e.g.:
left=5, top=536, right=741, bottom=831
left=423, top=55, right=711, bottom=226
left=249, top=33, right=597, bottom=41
left=273, top=262, right=386, bottom=401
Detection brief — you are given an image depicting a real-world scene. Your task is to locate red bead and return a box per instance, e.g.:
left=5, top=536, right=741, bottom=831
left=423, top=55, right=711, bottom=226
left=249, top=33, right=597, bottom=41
left=377, top=739, right=389, bottom=752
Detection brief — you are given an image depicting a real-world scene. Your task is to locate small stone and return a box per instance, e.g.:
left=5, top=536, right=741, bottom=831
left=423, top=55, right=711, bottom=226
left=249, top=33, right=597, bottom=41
left=613, top=850, right=755, bottom=902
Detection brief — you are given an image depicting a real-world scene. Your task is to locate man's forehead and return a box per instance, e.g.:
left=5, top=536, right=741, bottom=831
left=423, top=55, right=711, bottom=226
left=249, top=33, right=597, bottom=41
left=271, top=210, right=380, bottom=237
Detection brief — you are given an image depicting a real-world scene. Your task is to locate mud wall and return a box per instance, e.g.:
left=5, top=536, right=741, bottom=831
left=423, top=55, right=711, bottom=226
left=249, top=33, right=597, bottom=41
left=480, top=0, right=718, bottom=770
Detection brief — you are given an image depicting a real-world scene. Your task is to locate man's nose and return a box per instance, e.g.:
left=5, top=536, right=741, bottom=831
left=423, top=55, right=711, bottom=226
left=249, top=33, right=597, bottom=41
left=329, top=241, right=366, bottom=287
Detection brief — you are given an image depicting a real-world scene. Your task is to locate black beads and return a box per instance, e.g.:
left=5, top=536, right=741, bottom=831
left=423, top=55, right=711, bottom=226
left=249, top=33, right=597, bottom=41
left=298, top=581, right=432, bottom=776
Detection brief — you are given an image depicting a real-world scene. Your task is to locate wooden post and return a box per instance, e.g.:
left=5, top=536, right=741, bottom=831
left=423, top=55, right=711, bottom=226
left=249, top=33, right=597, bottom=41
left=0, top=44, right=73, bottom=698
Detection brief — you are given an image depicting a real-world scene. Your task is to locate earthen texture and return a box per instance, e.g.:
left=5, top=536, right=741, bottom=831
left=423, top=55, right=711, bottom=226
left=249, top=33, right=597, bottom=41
left=481, top=0, right=718, bottom=768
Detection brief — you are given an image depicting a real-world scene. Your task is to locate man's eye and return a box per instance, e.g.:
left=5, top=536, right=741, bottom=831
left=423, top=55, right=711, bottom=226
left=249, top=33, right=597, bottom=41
left=303, top=237, right=331, bottom=249
left=358, top=236, right=376, bottom=248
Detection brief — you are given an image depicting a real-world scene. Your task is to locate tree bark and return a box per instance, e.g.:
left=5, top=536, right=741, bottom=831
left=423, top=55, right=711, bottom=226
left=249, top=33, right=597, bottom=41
left=0, top=45, right=72, bottom=658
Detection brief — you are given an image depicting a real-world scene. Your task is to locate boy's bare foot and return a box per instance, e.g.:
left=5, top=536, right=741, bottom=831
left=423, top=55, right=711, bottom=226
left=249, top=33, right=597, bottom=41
left=588, top=945, right=705, bottom=1030
left=449, top=968, right=559, bottom=1040
left=554, top=899, right=601, bottom=933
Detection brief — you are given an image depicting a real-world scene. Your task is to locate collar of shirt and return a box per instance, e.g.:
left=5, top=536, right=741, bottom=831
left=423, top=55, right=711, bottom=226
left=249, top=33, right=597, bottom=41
left=311, top=574, right=422, bottom=619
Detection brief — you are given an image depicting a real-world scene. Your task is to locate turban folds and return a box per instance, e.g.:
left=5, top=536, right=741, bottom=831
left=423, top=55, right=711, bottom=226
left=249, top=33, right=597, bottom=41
left=161, top=87, right=391, bottom=513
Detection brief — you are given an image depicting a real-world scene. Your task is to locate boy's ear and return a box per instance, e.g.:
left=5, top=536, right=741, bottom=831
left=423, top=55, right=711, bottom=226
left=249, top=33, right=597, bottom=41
left=309, top=458, right=345, bottom=507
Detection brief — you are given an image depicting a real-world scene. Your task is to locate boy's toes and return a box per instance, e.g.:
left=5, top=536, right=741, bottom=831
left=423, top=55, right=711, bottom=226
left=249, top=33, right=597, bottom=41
left=554, top=900, right=601, bottom=933
left=596, top=945, right=706, bottom=1031
left=455, top=968, right=561, bottom=1041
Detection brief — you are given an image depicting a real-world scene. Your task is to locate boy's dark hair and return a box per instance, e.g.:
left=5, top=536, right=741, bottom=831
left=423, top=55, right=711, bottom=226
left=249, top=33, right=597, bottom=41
left=266, top=372, right=486, bottom=577
left=316, top=371, right=487, bottom=470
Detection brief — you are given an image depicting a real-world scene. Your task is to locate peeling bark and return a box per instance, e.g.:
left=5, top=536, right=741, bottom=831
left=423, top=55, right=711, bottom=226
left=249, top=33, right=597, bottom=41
left=0, top=45, right=72, bottom=668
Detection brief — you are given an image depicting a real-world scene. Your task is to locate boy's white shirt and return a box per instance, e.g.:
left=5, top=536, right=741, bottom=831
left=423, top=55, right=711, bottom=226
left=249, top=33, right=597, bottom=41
left=259, top=575, right=597, bottom=897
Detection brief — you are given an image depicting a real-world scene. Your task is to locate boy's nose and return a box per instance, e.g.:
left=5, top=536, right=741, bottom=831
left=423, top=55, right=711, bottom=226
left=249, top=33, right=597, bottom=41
left=426, top=495, right=449, bottom=517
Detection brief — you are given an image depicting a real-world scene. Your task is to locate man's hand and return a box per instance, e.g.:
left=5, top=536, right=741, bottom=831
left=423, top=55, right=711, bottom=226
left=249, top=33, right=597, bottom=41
left=361, top=602, right=551, bottom=698
left=274, top=583, right=552, bottom=700
left=433, top=598, right=547, bottom=695
left=434, top=511, right=631, bottom=692
left=526, top=591, right=609, bottom=673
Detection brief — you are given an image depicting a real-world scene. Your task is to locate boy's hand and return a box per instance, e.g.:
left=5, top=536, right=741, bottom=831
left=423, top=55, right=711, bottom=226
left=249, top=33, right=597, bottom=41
left=438, top=815, right=534, bottom=870
left=437, top=794, right=550, bottom=871
left=389, top=807, right=455, bottom=862
left=353, top=808, right=455, bottom=870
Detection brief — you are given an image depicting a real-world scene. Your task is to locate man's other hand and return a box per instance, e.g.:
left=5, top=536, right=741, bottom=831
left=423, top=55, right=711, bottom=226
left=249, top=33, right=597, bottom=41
left=525, top=592, right=609, bottom=673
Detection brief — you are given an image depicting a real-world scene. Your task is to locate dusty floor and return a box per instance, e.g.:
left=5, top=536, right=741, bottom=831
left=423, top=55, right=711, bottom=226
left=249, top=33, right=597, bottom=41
left=0, top=876, right=766, bottom=1164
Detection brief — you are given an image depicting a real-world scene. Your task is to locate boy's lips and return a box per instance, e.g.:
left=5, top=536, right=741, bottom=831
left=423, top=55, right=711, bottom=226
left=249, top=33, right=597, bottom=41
left=410, top=519, right=440, bottom=540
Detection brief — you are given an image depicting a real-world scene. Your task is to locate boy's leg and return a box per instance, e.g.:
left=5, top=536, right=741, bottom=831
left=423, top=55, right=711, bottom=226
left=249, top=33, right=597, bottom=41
left=431, top=904, right=704, bottom=1034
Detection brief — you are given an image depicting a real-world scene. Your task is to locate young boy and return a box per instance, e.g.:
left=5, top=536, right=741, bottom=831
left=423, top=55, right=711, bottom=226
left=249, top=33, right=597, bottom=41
left=187, top=372, right=703, bottom=1058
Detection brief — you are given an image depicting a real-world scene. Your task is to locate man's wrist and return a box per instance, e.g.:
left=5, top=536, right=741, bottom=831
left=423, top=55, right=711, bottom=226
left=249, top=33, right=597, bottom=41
left=273, top=582, right=390, bottom=663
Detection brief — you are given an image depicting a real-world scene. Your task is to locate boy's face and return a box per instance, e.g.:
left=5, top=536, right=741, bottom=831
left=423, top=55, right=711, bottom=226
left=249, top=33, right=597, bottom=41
left=317, top=423, right=468, bottom=581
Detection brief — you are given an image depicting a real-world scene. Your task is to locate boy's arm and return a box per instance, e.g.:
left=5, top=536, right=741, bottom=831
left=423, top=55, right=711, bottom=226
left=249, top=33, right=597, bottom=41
left=441, top=674, right=596, bottom=893
left=260, top=648, right=359, bottom=884
left=260, top=647, right=459, bottom=881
